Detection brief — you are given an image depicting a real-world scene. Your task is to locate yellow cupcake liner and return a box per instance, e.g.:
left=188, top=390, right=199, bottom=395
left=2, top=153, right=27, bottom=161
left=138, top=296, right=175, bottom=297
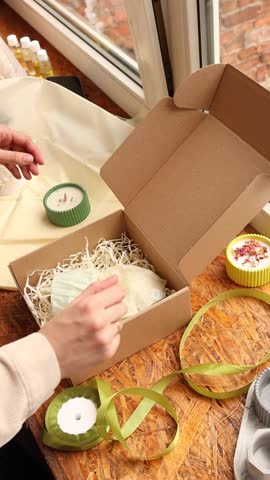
left=226, top=234, right=270, bottom=287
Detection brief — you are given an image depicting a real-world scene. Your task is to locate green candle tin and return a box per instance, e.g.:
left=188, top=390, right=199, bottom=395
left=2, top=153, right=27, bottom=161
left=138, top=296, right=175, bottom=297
left=43, top=183, right=90, bottom=227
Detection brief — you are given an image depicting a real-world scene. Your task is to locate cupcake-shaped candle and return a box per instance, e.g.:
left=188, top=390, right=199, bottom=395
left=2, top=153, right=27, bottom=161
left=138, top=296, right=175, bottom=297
left=226, top=234, right=270, bottom=287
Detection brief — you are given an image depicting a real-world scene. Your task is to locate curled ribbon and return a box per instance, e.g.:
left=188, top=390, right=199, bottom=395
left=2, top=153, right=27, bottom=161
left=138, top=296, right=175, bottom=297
left=42, top=288, right=270, bottom=457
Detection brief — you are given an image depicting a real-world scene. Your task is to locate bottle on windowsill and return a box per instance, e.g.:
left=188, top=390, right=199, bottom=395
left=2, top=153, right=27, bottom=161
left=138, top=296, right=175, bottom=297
left=6, top=34, right=26, bottom=70
left=20, top=36, right=36, bottom=76
left=30, top=40, right=41, bottom=77
left=37, top=49, right=54, bottom=78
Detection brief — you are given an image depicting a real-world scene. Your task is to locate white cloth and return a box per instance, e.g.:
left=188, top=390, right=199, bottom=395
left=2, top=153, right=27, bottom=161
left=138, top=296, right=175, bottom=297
left=51, top=265, right=167, bottom=318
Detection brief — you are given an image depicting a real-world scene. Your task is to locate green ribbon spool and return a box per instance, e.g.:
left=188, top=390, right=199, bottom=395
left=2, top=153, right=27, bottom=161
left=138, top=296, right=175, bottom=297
left=43, top=385, right=102, bottom=451
left=43, top=288, right=270, bottom=458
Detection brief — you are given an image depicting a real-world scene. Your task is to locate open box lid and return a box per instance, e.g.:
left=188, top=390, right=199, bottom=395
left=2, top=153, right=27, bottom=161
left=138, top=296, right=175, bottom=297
left=101, top=64, right=270, bottom=283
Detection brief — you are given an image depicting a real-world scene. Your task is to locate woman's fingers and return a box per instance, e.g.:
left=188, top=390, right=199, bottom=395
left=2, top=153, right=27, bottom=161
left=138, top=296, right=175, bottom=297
left=41, top=275, right=124, bottom=378
left=93, top=284, right=125, bottom=309
left=73, top=275, right=119, bottom=305
left=1, top=159, right=34, bottom=181
left=10, top=131, right=44, bottom=165
left=20, top=165, right=32, bottom=180
left=3, top=163, right=22, bottom=179
left=94, top=324, right=121, bottom=359
left=103, top=302, right=127, bottom=324
left=0, top=148, right=34, bottom=166
left=28, top=162, right=39, bottom=175
left=0, top=126, right=44, bottom=176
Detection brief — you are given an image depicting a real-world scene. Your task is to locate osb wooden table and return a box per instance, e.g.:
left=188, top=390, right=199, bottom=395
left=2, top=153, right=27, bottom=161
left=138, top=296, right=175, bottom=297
left=2, top=222, right=270, bottom=480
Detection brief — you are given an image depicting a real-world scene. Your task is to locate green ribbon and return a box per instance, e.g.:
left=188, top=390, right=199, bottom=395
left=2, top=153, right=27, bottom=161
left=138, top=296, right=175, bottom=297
left=42, top=288, right=270, bottom=457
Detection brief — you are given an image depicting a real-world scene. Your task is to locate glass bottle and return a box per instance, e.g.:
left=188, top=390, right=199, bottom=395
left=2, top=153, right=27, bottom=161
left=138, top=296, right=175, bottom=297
left=30, top=40, right=41, bottom=77
left=20, top=36, right=35, bottom=76
left=6, top=34, right=26, bottom=70
left=37, top=49, right=54, bottom=78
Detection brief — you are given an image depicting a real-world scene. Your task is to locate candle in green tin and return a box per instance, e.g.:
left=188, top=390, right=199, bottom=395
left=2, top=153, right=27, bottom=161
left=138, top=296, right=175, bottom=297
left=43, top=182, right=91, bottom=227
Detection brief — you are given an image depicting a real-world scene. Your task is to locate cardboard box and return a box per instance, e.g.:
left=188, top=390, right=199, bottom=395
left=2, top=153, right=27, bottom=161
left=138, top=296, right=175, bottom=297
left=9, top=64, right=270, bottom=384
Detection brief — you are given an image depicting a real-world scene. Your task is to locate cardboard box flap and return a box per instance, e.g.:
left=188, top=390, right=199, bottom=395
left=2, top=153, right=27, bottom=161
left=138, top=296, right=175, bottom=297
left=211, top=64, right=270, bottom=162
left=101, top=98, right=204, bottom=207
left=173, top=63, right=226, bottom=110
left=174, top=64, right=270, bottom=162
left=101, top=65, right=270, bottom=283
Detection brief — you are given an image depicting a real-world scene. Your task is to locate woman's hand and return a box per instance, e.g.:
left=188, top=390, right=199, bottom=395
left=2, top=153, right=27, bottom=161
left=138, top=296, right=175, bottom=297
left=41, top=275, right=127, bottom=379
left=0, top=125, right=44, bottom=180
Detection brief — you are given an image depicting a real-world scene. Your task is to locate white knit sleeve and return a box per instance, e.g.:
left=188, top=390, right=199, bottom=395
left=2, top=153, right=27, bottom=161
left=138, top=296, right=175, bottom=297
left=0, top=332, right=60, bottom=446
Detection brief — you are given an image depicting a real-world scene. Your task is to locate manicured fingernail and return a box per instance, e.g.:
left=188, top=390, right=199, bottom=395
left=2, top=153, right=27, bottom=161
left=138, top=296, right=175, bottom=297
left=23, top=154, right=34, bottom=164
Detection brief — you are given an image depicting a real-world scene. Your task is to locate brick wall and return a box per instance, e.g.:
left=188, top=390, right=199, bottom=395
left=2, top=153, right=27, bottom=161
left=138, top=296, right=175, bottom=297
left=220, top=0, right=270, bottom=86
left=57, top=0, right=270, bottom=86
left=57, top=0, right=134, bottom=55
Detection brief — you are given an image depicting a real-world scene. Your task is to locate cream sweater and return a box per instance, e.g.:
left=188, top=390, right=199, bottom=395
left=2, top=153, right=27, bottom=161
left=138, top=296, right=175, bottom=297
left=0, top=332, right=60, bottom=446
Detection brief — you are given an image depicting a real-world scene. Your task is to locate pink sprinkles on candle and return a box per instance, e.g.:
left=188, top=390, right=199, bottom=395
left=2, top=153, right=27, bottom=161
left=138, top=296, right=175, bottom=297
left=232, top=239, right=269, bottom=268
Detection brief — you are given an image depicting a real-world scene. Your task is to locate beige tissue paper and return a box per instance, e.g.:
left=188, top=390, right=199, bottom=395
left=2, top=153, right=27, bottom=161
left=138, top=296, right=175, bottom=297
left=0, top=77, right=133, bottom=289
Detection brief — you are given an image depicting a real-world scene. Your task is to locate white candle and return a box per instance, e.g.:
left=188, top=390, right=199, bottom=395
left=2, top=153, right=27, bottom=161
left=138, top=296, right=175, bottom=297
left=0, top=164, right=25, bottom=195
left=229, top=238, right=270, bottom=269
left=46, top=185, right=84, bottom=212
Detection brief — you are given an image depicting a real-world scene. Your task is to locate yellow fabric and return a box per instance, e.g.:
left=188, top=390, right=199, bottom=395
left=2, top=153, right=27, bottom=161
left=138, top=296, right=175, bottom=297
left=0, top=77, right=133, bottom=289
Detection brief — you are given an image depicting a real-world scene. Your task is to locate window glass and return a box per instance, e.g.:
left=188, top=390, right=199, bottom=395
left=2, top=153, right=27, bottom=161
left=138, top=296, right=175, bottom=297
left=51, top=0, right=135, bottom=60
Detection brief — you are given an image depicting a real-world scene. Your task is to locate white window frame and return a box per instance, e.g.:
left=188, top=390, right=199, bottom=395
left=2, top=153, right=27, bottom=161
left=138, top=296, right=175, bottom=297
left=198, top=0, right=220, bottom=66
left=4, top=0, right=202, bottom=116
left=162, top=0, right=201, bottom=90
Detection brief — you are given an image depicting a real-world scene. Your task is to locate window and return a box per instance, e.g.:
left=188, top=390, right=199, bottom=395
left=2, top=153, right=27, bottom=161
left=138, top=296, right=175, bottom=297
left=6, top=0, right=270, bottom=117
left=5, top=0, right=172, bottom=116
left=49, top=0, right=136, bottom=61
left=35, top=0, right=139, bottom=84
